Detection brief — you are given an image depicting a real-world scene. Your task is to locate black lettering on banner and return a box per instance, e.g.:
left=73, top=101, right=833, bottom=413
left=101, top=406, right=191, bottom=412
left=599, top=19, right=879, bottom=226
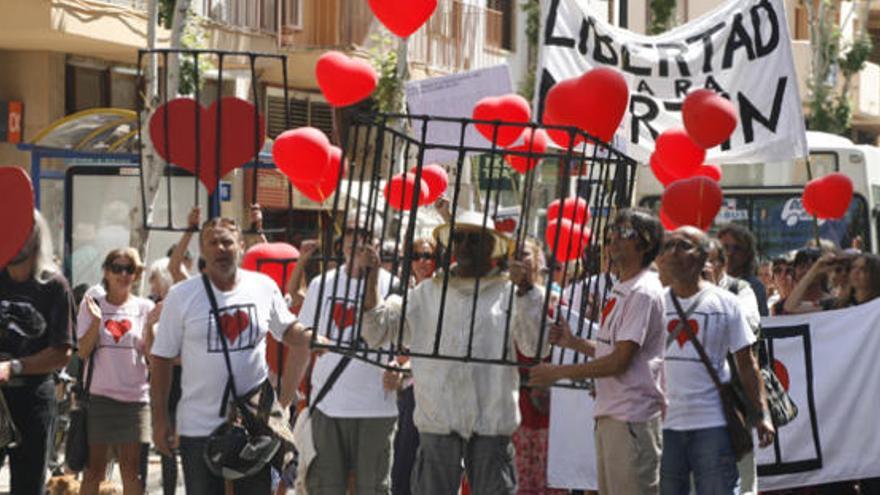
left=752, top=0, right=780, bottom=58
left=738, top=76, right=787, bottom=143
left=704, top=75, right=726, bottom=94
left=637, top=80, right=656, bottom=96
left=590, top=17, right=619, bottom=65
left=663, top=100, right=683, bottom=113
left=544, top=0, right=575, bottom=48
left=656, top=43, right=692, bottom=78
left=622, top=43, right=653, bottom=76
left=629, top=95, right=660, bottom=143
left=674, top=79, right=693, bottom=98
left=686, top=22, right=726, bottom=74
left=536, top=69, right=558, bottom=122
left=578, top=18, right=590, bottom=55
left=723, top=13, right=757, bottom=70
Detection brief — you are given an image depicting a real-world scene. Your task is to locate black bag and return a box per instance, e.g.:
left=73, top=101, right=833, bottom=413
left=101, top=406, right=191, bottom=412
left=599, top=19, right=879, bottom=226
left=65, top=340, right=95, bottom=472
left=670, top=292, right=755, bottom=461
left=201, top=275, right=295, bottom=480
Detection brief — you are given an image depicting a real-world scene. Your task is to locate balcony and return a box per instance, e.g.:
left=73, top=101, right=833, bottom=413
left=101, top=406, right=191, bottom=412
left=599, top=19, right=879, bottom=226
left=278, top=0, right=373, bottom=48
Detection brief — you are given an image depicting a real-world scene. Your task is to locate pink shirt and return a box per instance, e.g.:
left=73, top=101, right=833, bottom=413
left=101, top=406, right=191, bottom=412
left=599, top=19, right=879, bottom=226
left=76, top=295, right=154, bottom=403
left=593, top=269, right=667, bottom=422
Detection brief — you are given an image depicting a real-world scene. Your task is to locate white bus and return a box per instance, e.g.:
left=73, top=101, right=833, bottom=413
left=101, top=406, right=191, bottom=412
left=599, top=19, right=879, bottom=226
left=634, top=131, right=880, bottom=259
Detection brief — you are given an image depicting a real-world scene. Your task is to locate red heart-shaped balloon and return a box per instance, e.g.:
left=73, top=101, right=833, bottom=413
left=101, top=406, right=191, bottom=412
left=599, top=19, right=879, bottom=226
left=543, top=67, right=629, bottom=145
left=316, top=51, right=378, bottom=107
left=150, top=97, right=265, bottom=193
left=654, top=128, right=706, bottom=179
left=659, top=206, right=679, bottom=231
left=682, top=89, right=737, bottom=149
left=0, top=167, right=34, bottom=269
left=410, top=164, right=448, bottom=205
left=272, top=127, right=332, bottom=185
left=504, top=128, right=548, bottom=174
left=368, top=0, right=438, bottom=37
left=546, top=218, right=590, bottom=262
left=385, top=173, right=429, bottom=211
left=294, top=145, right=346, bottom=203
left=802, top=172, right=853, bottom=219
left=472, top=94, right=531, bottom=147
left=547, top=197, right=590, bottom=225
left=242, top=242, right=300, bottom=291
left=695, top=164, right=722, bottom=182
left=660, top=176, right=722, bottom=231
left=650, top=153, right=676, bottom=186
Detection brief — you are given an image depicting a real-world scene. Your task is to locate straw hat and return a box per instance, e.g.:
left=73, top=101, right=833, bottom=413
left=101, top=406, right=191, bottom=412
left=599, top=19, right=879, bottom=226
left=433, top=210, right=512, bottom=259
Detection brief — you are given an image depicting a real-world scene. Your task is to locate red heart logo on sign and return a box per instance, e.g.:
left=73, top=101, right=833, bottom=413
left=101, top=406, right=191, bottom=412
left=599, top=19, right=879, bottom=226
left=472, top=94, right=531, bottom=147
left=600, top=297, right=617, bottom=325
left=332, top=303, right=356, bottom=330
left=220, top=310, right=250, bottom=343
left=0, top=167, right=34, bottom=269
left=105, top=319, right=132, bottom=343
left=667, top=319, right=699, bottom=348
left=149, top=97, right=266, bottom=193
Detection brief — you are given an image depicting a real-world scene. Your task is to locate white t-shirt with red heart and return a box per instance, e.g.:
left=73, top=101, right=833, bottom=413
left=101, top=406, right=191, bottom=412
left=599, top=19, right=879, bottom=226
left=299, top=266, right=398, bottom=419
left=76, top=294, right=155, bottom=404
left=663, top=285, right=755, bottom=431
left=151, top=270, right=297, bottom=436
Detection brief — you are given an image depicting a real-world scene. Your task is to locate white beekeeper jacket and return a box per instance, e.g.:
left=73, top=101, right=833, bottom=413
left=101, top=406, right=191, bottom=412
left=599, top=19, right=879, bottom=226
left=362, top=270, right=548, bottom=439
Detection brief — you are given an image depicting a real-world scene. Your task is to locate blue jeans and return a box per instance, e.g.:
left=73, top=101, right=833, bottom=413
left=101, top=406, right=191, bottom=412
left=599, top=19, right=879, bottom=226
left=661, top=427, right=740, bottom=495
left=179, top=435, right=271, bottom=495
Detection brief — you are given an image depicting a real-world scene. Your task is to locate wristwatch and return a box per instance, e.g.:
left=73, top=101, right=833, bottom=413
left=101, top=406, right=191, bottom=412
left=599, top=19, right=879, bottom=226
left=10, top=359, right=23, bottom=376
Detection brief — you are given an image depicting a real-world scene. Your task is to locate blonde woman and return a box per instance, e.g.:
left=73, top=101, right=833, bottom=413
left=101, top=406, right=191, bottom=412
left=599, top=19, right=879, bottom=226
left=76, top=248, right=156, bottom=495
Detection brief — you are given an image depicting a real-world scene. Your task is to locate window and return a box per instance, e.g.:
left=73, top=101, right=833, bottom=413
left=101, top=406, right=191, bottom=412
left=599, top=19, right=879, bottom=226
left=281, top=0, right=302, bottom=29
left=265, top=90, right=333, bottom=139
left=66, top=64, right=110, bottom=115
left=486, top=0, right=514, bottom=51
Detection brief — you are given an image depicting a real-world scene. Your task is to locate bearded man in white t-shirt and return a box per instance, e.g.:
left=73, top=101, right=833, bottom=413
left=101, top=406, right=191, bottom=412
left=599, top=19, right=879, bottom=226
left=150, top=217, right=314, bottom=494
left=655, top=226, right=775, bottom=495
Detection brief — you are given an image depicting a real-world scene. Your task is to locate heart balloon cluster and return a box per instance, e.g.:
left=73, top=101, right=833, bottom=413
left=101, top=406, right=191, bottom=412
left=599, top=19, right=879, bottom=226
left=384, top=164, right=449, bottom=211
left=471, top=94, right=550, bottom=175
left=802, top=172, right=853, bottom=219
left=654, top=89, right=736, bottom=230
left=545, top=197, right=591, bottom=262
left=272, top=127, right=345, bottom=203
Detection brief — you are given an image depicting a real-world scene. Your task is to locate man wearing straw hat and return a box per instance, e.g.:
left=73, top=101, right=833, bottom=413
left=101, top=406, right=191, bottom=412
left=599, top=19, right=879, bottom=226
left=360, top=209, right=548, bottom=494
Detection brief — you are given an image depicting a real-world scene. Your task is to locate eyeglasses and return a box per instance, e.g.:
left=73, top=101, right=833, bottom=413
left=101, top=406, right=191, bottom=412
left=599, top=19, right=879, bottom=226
left=412, top=252, right=433, bottom=261
left=606, top=224, right=639, bottom=240
left=109, top=263, right=136, bottom=275
left=661, top=238, right=698, bottom=253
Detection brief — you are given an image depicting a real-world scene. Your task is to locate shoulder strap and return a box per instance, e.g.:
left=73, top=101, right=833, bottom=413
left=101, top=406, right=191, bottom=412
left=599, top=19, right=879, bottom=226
left=201, top=275, right=249, bottom=421
left=308, top=354, right=351, bottom=415
left=666, top=289, right=711, bottom=350
left=669, top=290, right=725, bottom=393
left=78, top=297, right=99, bottom=400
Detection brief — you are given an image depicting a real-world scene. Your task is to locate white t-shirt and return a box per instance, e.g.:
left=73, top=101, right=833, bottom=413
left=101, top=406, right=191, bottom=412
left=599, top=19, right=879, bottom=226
left=152, top=270, right=297, bottom=436
left=299, top=266, right=397, bottom=418
left=663, top=286, right=756, bottom=431
left=563, top=273, right=614, bottom=322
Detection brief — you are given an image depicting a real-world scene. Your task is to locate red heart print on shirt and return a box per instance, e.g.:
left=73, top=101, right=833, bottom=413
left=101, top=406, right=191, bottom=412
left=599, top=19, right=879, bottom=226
left=105, top=319, right=132, bottom=343
left=667, top=319, right=699, bottom=348
left=332, top=303, right=356, bottom=330
left=600, top=297, right=617, bottom=325
left=220, top=311, right=250, bottom=343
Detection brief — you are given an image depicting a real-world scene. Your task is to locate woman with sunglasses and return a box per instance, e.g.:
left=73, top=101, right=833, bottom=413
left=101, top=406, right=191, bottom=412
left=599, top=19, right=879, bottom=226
left=768, top=258, right=794, bottom=315
left=76, top=248, right=156, bottom=495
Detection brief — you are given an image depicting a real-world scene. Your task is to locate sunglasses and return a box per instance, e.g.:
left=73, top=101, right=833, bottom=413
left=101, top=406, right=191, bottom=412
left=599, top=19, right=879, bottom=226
left=412, top=252, right=434, bottom=261
left=108, top=263, right=137, bottom=275
left=606, top=224, right=639, bottom=240
left=661, top=238, right=698, bottom=253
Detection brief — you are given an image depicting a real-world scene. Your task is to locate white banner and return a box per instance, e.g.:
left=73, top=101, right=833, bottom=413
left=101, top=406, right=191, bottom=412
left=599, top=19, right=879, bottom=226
left=757, top=299, right=880, bottom=489
left=538, top=0, right=808, bottom=164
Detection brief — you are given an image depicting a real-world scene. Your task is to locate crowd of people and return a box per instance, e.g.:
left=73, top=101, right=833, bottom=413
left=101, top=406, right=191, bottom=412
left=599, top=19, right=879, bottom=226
left=0, top=202, right=878, bottom=495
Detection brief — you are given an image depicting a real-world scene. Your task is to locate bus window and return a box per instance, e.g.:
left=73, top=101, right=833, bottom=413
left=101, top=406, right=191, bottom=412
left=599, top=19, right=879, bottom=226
left=638, top=194, right=870, bottom=259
